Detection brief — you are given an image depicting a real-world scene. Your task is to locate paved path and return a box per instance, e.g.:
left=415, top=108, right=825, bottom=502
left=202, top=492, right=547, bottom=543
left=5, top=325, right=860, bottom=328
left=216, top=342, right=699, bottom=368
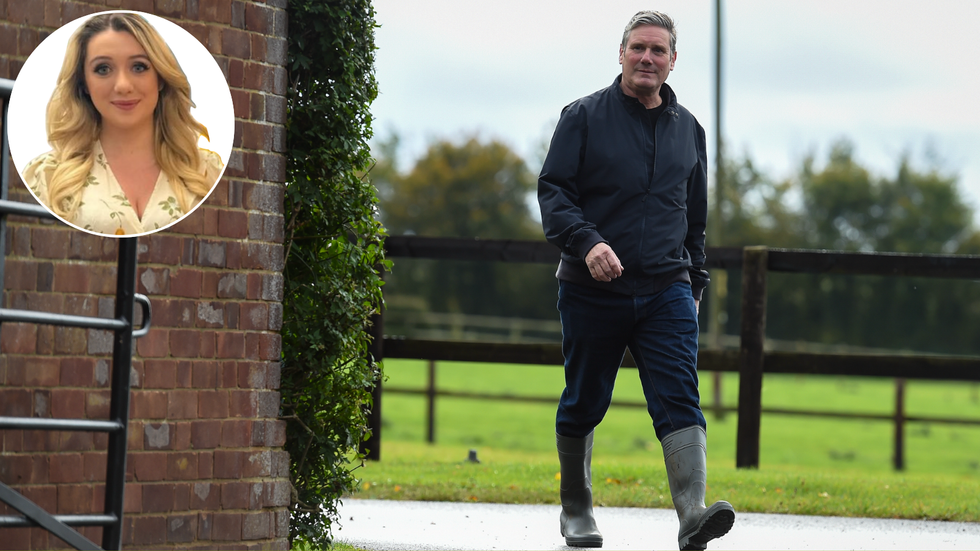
left=334, top=499, right=980, bottom=550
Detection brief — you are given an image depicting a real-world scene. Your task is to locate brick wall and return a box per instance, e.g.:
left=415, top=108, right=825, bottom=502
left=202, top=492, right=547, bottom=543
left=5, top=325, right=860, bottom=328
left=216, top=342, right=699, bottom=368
left=0, top=1, right=290, bottom=549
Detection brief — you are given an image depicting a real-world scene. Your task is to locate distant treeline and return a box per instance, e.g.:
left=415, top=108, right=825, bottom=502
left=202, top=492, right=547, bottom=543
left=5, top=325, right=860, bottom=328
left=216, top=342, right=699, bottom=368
left=371, top=135, right=980, bottom=356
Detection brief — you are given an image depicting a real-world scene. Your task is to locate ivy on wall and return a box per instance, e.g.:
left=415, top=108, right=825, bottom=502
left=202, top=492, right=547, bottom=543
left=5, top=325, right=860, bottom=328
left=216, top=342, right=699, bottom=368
left=282, top=0, right=387, bottom=545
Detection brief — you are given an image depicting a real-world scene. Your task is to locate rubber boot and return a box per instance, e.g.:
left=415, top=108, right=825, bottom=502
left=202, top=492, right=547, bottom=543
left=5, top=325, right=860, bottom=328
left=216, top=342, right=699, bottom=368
left=557, top=431, right=603, bottom=547
left=662, top=425, right=735, bottom=550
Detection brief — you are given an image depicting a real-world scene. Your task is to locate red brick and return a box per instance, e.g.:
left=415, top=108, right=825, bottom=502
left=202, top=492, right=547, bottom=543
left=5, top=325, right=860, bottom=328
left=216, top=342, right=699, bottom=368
left=137, top=328, right=170, bottom=358
left=200, top=0, right=232, bottom=24
left=218, top=209, right=248, bottom=239
left=220, top=419, right=251, bottom=448
left=221, top=481, right=250, bottom=509
left=131, top=452, right=167, bottom=482
left=230, top=390, right=257, bottom=417
left=216, top=332, right=245, bottom=359
left=231, top=88, right=249, bottom=118
left=22, top=429, right=59, bottom=452
left=167, top=513, right=198, bottom=543
left=170, top=329, right=202, bottom=358
left=239, top=303, right=269, bottom=331
left=257, top=332, right=281, bottom=361
left=214, top=450, right=243, bottom=479
left=168, top=390, right=198, bottom=419
left=199, top=390, right=229, bottom=418
left=69, top=230, right=117, bottom=261
left=0, top=455, right=47, bottom=485
left=176, top=361, right=193, bottom=388
left=124, top=483, right=143, bottom=513
left=21, top=486, right=57, bottom=513
left=219, top=361, right=239, bottom=388
left=56, top=484, right=93, bottom=514
left=49, top=453, right=83, bottom=483
left=152, top=299, right=193, bottom=328
left=243, top=451, right=271, bottom=478
left=2, top=259, right=36, bottom=290
left=191, top=420, right=221, bottom=449
left=174, top=421, right=193, bottom=450
left=246, top=273, right=262, bottom=299
left=53, top=264, right=116, bottom=294
left=198, top=452, right=214, bottom=479
left=174, top=482, right=191, bottom=511
left=0, top=389, right=31, bottom=416
left=204, top=276, right=223, bottom=304
left=53, top=326, right=88, bottom=354
left=31, top=227, right=70, bottom=258
left=143, top=422, right=174, bottom=450
left=0, top=322, right=37, bottom=354
left=168, top=452, right=199, bottom=481
left=199, top=331, right=216, bottom=360
left=58, top=431, right=94, bottom=452
left=170, top=269, right=203, bottom=298
left=86, top=390, right=111, bottom=419
left=7, top=356, right=60, bottom=386
left=50, top=388, right=85, bottom=418
left=128, top=420, right=145, bottom=452
left=139, top=234, right=179, bottom=264
left=0, top=528, right=30, bottom=551
left=242, top=511, right=272, bottom=540
left=143, top=359, right=176, bottom=388
left=132, top=515, right=167, bottom=546
left=222, top=27, right=250, bottom=58
left=132, top=390, right=168, bottom=419
left=192, top=360, right=218, bottom=388
left=190, top=481, right=220, bottom=510
left=60, top=357, right=96, bottom=386
left=83, top=452, right=106, bottom=482
left=212, top=512, right=242, bottom=541
left=143, top=483, right=175, bottom=513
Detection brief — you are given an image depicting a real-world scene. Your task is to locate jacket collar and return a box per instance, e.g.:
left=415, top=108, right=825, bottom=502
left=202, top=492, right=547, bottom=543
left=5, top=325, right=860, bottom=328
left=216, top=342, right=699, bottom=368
left=612, top=74, right=677, bottom=115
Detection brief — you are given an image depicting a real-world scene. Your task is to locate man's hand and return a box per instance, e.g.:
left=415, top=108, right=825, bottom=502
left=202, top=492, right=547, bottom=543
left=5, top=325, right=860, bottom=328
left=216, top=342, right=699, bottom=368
left=585, top=243, right=623, bottom=282
left=694, top=299, right=700, bottom=314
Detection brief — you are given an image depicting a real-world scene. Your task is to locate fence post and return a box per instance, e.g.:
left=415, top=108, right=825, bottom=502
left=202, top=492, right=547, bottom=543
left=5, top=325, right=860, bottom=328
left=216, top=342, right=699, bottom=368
left=361, top=287, right=385, bottom=461
left=736, top=246, right=768, bottom=469
left=427, top=360, right=437, bottom=443
left=893, top=378, right=906, bottom=471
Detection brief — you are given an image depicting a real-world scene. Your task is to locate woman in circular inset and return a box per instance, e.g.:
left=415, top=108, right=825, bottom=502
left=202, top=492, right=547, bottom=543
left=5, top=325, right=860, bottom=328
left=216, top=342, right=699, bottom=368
left=21, top=12, right=222, bottom=236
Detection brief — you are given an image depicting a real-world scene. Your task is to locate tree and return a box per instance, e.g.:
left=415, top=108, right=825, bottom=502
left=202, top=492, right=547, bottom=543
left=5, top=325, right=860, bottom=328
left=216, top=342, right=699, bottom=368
left=373, top=135, right=558, bottom=323
left=281, top=0, right=388, bottom=546
left=718, top=139, right=980, bottom=354
left=376, top=135, right=540, bottom=240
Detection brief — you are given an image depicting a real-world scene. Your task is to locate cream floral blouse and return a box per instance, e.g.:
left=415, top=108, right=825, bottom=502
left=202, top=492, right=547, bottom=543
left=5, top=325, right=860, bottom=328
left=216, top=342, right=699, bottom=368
left=22, top=141, right=223, bottom=236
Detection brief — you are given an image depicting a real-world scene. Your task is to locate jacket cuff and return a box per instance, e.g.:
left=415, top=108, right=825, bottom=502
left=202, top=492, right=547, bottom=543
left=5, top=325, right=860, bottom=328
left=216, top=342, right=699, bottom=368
left=573, top=231, right=606, bottom=260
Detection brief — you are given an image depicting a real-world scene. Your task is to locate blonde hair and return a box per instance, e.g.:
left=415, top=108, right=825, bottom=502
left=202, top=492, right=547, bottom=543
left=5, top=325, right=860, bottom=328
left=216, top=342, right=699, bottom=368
left=38, top=12, right=213, bottom=220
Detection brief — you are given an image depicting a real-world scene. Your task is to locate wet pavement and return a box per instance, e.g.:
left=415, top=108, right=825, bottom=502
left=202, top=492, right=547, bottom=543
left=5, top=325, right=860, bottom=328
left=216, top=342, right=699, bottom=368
left=334, top=498, right=980, bottom=550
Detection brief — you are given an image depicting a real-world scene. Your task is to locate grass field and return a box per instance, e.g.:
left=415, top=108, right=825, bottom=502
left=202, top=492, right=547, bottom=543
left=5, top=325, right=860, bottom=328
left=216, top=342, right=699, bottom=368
left=376, top=359, right=980, bottom=476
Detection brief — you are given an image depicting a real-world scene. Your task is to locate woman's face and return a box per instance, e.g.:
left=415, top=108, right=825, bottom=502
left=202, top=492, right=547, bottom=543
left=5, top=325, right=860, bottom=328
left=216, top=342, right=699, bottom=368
left=83, top=29, right=160, bottom=134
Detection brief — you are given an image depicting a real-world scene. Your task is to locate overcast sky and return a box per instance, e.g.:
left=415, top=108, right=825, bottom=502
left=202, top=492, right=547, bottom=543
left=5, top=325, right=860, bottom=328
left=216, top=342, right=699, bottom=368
left=370, top=0, right=980, bottom=226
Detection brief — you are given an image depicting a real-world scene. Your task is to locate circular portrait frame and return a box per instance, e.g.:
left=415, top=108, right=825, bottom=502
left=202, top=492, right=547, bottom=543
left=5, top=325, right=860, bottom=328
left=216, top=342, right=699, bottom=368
left=6, top=10, right=234, bottom=238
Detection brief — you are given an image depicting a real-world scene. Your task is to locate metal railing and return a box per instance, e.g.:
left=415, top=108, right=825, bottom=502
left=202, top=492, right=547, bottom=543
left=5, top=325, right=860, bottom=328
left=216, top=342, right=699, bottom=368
left=0, top=77, right=152, bottom=551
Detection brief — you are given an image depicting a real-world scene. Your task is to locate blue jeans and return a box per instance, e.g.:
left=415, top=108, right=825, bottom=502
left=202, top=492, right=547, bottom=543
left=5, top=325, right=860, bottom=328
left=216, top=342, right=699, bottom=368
left=555, top=280, right=706, bottom=441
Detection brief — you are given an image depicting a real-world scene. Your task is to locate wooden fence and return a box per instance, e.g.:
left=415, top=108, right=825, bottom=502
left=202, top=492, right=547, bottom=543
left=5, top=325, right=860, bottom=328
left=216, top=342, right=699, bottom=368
left=363, top=236, right=980, bottom=469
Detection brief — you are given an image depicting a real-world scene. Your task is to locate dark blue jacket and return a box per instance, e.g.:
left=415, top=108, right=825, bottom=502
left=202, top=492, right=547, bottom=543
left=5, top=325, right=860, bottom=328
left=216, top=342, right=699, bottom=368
left=538, top=76, right=709, bottom=299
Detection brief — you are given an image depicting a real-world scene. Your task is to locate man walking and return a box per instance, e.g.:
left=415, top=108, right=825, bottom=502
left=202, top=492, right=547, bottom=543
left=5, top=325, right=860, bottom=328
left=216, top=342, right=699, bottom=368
left=538, top=10, right=735, bottom=550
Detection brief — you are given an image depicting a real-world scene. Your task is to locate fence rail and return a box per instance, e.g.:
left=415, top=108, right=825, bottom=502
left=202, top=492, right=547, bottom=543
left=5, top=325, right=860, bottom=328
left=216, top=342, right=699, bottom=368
left=365, top=235, right=980, bottom=469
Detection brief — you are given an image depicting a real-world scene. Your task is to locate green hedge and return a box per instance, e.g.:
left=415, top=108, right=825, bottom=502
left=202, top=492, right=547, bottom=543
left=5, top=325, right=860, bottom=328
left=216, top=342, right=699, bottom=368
left=281, top=0, right=387, bottom=546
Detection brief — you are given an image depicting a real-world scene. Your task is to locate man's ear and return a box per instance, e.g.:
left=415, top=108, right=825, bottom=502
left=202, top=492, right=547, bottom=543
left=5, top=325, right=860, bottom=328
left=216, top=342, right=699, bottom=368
left=618, top=44, right=624, bottom=65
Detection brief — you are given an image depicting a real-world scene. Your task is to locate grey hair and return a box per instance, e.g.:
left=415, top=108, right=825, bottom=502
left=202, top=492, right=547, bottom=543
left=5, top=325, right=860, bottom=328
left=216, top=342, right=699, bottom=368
left=621, top=11, right=676, bottom=55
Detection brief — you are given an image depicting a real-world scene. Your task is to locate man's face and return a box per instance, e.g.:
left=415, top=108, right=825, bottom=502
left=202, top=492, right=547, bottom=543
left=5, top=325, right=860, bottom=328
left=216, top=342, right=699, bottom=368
left=619, top=25, right=676, bottom=99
